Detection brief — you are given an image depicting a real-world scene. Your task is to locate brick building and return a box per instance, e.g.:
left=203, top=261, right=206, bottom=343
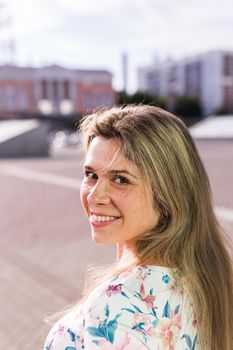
left=138, top=50, right=233, bottom=116
left=0, top=64, right=115, bottom=117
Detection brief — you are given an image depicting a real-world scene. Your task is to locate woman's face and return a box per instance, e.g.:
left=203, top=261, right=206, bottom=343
left=80, top=136, right=159, bottom=246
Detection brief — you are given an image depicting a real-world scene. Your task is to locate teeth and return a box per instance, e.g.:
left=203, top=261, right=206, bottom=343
left=91, top=214, right=118, bottom=222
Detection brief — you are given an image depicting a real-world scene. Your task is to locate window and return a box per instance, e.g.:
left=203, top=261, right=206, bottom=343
left=18, top=88, right=28, bottom=111
left=53, top=80, right=58, bottom=101
left=41, top=80, right=48, bottom=99
left=6, top=87, right=15, bottom=111
left=64, top=80, right=70, bottom=99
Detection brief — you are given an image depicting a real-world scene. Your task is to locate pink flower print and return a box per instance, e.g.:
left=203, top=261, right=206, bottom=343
left=156, top=319, right=175, bottom=350
left=139, top=283, right=156, bottom=308
left=140, top=283, right=145, bottom=295
left=137, top=268, right=151, bottom=283
left=192, top=313, right=198, bottom=328
left=57, top=324, right=65, bottom=337
left=174, top=314, right=181, bottom=330
left=143, top=295, right=156, bottom=308
left=133, top=312, right=150, bottom=326
left=154, top=308, right=182, bottom=350
left=169, top=311, right=181, bottom=330
left=146, top=326, right=157, bottom=337
left=171, top=282, right=184, bottom=295
left=106, top=284, right=122, bottom=297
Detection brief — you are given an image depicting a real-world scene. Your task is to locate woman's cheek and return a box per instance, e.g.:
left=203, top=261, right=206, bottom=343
left=114, top=190, right=133, bottom=207
left=80, top=182, right=89, bottom=208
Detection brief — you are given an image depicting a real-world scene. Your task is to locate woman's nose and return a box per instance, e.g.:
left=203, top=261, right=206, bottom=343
left=87, top=180, right=110, bottom=206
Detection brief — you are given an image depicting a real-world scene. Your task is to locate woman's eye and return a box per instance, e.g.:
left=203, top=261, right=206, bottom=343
left=114, top=176, right=129, bottom=185
left=84, top=171, right=98, bottom=180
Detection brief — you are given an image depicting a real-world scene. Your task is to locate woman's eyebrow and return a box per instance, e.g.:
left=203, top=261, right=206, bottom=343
left=83, top=165, right=138, bottom=179
left=83, top=165, right=95, bottom=171
left=107, top=169, right=138, bottom=179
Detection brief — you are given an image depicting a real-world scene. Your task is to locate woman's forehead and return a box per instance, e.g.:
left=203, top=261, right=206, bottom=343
left=84, top=136, right=139, bottom=175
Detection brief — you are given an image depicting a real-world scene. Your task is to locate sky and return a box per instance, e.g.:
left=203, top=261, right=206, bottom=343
left=2, top=0, right=233, bottom=92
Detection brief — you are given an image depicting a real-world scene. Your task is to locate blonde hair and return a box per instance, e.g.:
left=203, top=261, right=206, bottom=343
left=79, top=104, right=233, bottom=350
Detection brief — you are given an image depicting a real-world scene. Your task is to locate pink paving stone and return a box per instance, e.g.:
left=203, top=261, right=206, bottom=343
left=0, top=142, right=232, bottom=349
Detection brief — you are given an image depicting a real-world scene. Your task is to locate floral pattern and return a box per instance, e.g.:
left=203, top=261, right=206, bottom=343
left=44, top=265, right=198, bottom=349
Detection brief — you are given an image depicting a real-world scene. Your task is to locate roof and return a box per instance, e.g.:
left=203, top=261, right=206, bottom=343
left=190, top=115, right=233, bottom=139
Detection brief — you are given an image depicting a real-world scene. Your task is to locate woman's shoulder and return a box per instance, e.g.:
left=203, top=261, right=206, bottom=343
left=44, top=305, right=85, bottom=350
left=88, top=264, right=182, bottom=300
left=44, top=265, right=198, bottom=349
left=83, top=265, right=197, bottom=349
left=84, top=265, right=186, bottom=317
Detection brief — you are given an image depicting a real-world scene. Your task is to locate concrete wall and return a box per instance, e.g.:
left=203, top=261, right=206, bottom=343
left=0, top=120, right=49, bottom=158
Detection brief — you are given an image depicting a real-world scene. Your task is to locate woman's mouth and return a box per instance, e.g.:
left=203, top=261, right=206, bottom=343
left=90, top=213, right=121, bottom=226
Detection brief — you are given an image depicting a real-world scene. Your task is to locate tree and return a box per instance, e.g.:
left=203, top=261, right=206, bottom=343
left=117, top=91, right=167, bottom=109
left=173, top=95, right=202, bottom=118
left=213, top=106, right=233, bottom=116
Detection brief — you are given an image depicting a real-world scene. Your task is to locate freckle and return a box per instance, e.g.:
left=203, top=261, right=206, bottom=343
left=119, top=192, right=129, bottom=199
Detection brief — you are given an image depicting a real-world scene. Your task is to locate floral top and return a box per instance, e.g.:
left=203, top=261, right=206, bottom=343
left=44, top=265, right=198, bottom=350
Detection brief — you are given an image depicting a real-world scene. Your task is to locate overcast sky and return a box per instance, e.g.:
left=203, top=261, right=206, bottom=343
left=2, top=0, right=233, bottom=91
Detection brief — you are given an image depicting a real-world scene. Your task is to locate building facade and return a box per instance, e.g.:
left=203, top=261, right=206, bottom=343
left=0, top=64, right=115, bottom=117
left=138, top=50, right=233, bottom=116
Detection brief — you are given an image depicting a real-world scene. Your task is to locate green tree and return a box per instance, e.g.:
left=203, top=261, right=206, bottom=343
left=117, top=91, right=167, bottom=109
left=173, top=95, right=202, bottom=118
left=213, top=106, right=233, bottom=116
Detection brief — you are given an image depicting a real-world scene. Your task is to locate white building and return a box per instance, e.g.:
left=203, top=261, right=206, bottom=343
left=138, top=50, right=233, bottom=116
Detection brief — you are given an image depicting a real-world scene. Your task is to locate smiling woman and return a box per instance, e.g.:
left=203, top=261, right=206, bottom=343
left=81, top=136, right=159, bottom=246
left=44, top=105, right=233, bottom=350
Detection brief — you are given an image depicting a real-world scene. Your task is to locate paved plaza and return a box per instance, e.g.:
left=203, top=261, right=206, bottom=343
left=0, top=140, right=233, bottom=349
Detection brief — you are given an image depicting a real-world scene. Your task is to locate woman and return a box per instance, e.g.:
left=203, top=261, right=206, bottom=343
left=44, top=105, right=233, bottom=350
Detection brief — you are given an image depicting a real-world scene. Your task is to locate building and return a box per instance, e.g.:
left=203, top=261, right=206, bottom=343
left=0, top=64, right=115, bottom=117
left=138, top=50, right=233, bottom=116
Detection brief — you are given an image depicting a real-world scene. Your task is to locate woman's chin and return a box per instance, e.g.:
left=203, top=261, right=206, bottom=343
left=91, top=232, right=115, bottom=245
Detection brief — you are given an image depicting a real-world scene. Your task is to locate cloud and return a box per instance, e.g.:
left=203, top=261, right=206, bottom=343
left=5, top=0, right=233, bottom=90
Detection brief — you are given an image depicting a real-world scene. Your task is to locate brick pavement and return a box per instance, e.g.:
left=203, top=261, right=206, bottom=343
left=0, top=150, right=115, bottom=349
left=0, top=141, right=232, bottom=349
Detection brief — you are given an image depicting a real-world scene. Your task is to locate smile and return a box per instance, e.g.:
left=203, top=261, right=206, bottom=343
left=90, top=214, right=120, bottom=223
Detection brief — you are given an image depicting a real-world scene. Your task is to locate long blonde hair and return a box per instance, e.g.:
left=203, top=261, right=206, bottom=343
left=80, top=104, right=233, bottom=350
